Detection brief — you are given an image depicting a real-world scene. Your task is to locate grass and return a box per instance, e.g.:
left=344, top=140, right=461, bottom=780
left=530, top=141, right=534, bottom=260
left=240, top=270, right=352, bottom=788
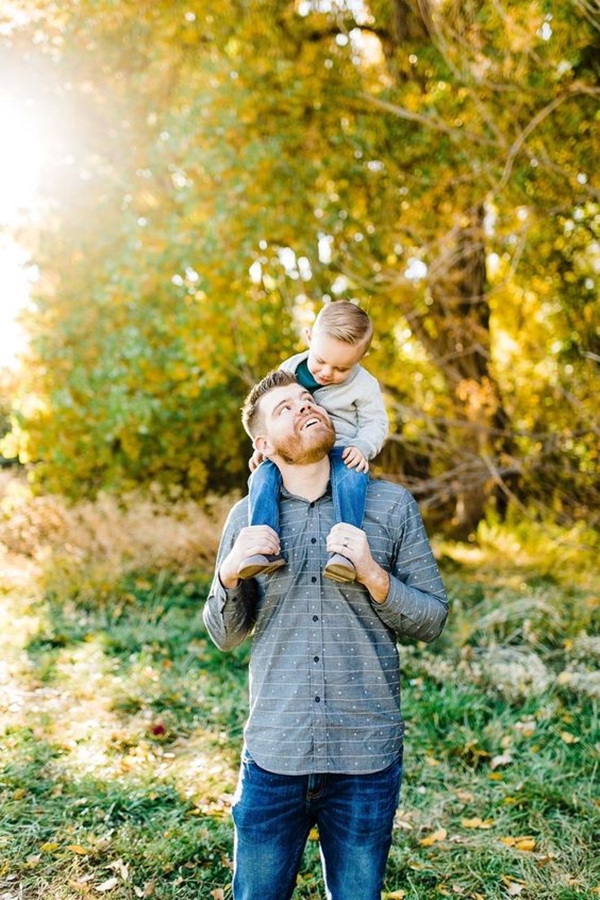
left=0, top=475, right=598, bottom=899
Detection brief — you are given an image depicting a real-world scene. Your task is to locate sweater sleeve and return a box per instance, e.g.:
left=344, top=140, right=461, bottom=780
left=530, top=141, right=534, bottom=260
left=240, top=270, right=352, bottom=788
left=349, top=377, right=389, bottom=459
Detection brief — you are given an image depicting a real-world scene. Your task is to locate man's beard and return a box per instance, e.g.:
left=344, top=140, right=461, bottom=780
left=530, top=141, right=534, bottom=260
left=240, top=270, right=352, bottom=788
left=274, top=418, right=336, bottom=465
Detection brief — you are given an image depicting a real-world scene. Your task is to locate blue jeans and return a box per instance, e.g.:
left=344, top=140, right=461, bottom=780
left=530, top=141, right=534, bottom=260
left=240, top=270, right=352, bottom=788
left=231, top=749, right=403, bottom=900
left=248, top=448, right=368, bottom=531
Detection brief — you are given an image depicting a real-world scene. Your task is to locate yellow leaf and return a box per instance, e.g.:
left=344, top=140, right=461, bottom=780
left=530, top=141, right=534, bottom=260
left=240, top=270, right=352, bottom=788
left=461, top=817, right=494, bottom=829
left=67, top=844, right=90, bottom=855
left=384, top=891, right=407, bottom=899
left=40, top=842, right=59, bottom=852
left=424, top=755, right=441, bottom=766
left=560, top=731, right=579, bottom=744
left=418, top=827, right=447, bottom=846
left=500, top=835, right=537, bottom=851
left=308, top=827, right=319, bottom=841
left=515, top=837, right=536, bottom=851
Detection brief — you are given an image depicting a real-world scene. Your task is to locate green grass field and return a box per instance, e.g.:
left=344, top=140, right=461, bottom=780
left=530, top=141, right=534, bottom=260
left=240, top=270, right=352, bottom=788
left=0, top=483, right=598, bottom=899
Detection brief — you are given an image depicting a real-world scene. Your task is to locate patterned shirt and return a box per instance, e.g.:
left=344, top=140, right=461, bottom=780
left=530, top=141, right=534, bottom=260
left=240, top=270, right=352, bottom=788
left=203, top=479, right=448, bottom=776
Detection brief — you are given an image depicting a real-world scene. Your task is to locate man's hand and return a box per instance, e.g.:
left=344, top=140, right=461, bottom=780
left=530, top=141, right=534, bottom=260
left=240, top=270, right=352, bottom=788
left=326, top=523, right=390, bottom=604
left=248, top=448, right=265, bottom=472
left=219, top=525, right=281, bottom=589
left=342, top=446, right=369, bottom=473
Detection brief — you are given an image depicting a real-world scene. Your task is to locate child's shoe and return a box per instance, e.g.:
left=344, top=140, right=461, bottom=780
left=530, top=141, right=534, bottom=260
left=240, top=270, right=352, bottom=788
left=238, top=553, right=286, bottom=579
left=323, top=553, right=356, bottom=583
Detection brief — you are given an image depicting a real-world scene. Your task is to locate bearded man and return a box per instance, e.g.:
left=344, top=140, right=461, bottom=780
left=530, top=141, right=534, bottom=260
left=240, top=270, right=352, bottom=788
left=203, top=369, right=448, bottom=900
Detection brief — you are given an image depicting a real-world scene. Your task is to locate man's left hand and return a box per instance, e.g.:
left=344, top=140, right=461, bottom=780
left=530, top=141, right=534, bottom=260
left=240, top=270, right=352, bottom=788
left=326, top=524, right=390, bottom=604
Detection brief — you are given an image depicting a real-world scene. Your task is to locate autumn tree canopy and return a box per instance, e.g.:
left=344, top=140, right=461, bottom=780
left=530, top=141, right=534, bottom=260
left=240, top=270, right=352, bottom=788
left=1, top=0, right=598, bottom=535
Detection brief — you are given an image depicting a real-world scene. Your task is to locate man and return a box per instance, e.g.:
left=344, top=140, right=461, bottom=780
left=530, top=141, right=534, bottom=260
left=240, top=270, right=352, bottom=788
left=203, top=369, right=448, bottom=900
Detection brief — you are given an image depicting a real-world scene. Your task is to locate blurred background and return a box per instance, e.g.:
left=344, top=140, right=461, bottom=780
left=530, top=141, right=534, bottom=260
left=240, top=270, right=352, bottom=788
left=0, top=0, right=597, bottom=539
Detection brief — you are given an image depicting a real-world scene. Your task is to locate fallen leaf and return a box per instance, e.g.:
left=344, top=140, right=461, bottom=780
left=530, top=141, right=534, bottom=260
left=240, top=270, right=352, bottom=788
left=67, top=844, right=90, bottom=855
left=500, top=835, right=537, bottom=851
left=308, top=827, right=319, bottom=841
left=490, top=753, right=513, bottom=770
left=461, top=817, right=494, bottom=829
left=69, top=879, right=94, bottom=893
left=210, top=891, right=225, bottom=900
left=40, top=842, right=59, bottom=852
left=424, top=755, right=441, bottom=766
left=95, top=877, right=119, bottom=892
left=383, top=891, right=407, bottom=899
left=419, top=827, right=447, bottom=846
left=560, top=731, right=579, bottom=744
left=502, top=875, right=527, bottom=895
left=107, top=859, right=129, bottom=879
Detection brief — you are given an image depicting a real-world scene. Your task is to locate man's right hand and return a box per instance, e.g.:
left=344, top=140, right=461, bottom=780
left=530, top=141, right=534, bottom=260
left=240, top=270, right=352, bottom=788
left=219, top=525, right=282, bottom=588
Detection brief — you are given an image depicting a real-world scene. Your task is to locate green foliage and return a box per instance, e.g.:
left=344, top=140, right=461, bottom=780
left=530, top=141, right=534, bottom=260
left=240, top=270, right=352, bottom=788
left=1, top=1, right=598, bottom=532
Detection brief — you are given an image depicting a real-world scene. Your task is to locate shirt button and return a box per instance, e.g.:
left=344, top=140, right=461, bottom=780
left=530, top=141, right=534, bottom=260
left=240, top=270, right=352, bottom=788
left=313, top=656, right=320, bottom=662
left=311, top=576, right=317, bottom=583
left=310, top=502, right=315, bottom=508
left=312, top=615, right=319, bottom=622
left=315, top=696, right=321, bottom=703
left=311, top=537, right=317, bottom=544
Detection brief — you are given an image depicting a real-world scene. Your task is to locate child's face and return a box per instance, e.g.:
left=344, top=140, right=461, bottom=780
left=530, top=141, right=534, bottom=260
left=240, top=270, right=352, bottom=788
left=306, top=331, right=366, bottom=386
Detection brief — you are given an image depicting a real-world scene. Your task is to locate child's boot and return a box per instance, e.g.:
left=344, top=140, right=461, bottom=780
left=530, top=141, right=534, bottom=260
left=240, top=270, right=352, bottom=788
left=238, top=554, right=286, bottom=579
left=323, top=553, right=356, bottom=583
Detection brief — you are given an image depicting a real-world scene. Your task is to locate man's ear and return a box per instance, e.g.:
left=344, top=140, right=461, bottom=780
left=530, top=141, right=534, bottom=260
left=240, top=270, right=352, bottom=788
left=254, top=434, right=272, bottom=457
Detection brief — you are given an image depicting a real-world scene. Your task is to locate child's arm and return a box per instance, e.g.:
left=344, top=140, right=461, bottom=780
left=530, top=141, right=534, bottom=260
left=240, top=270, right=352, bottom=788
left=348, top=379, right=389, bottom=461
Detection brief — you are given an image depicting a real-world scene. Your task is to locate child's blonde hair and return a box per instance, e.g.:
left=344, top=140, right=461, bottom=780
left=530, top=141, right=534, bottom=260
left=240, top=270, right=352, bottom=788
left=313, top=301, right=373, bottom=350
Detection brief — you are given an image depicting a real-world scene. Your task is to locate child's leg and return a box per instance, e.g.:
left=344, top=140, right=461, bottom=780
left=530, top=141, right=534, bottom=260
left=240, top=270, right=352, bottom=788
left=241, top=460, right=286, bottom=579
left=329, top=446, right=368, bottom=528
left=324, top=447, right=368, bottom=583
left=248, top=459, right=283, bottom=531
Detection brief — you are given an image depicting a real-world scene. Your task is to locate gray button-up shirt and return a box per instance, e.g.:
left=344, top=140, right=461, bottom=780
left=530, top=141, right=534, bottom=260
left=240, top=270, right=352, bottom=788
left=203, top=479, right=448, bottom=776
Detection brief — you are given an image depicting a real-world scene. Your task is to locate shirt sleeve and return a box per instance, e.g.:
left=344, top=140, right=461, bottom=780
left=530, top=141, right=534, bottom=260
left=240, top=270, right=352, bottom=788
left=202, top=502, right=260, bottom=651
left=372, top=490, right=449, bottom=642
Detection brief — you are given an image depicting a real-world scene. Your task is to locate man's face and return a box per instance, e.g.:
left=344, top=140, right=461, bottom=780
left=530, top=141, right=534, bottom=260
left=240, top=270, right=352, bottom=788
left=306, top=331, right=365, bottom=386
left=256, top=383, right=336, bottom=465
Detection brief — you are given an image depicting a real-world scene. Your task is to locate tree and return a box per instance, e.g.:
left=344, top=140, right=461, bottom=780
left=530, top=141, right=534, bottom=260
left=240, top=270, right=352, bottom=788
left=2, top=0, right=598, bottom=533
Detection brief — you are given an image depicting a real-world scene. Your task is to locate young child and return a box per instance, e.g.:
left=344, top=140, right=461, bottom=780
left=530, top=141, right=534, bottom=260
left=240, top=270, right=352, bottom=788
left=240, top=300, right=389, bottom=583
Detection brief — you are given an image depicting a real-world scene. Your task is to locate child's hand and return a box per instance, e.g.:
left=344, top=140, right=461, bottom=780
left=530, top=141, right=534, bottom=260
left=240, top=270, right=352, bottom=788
left=249, top=448, right=265, bottom=472
left=342, top=446, right=369, bottom=472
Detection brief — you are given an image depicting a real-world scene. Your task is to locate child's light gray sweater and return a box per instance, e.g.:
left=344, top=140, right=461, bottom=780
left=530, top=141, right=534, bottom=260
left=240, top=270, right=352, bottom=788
left=280, top=350, right=389, bottom=460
